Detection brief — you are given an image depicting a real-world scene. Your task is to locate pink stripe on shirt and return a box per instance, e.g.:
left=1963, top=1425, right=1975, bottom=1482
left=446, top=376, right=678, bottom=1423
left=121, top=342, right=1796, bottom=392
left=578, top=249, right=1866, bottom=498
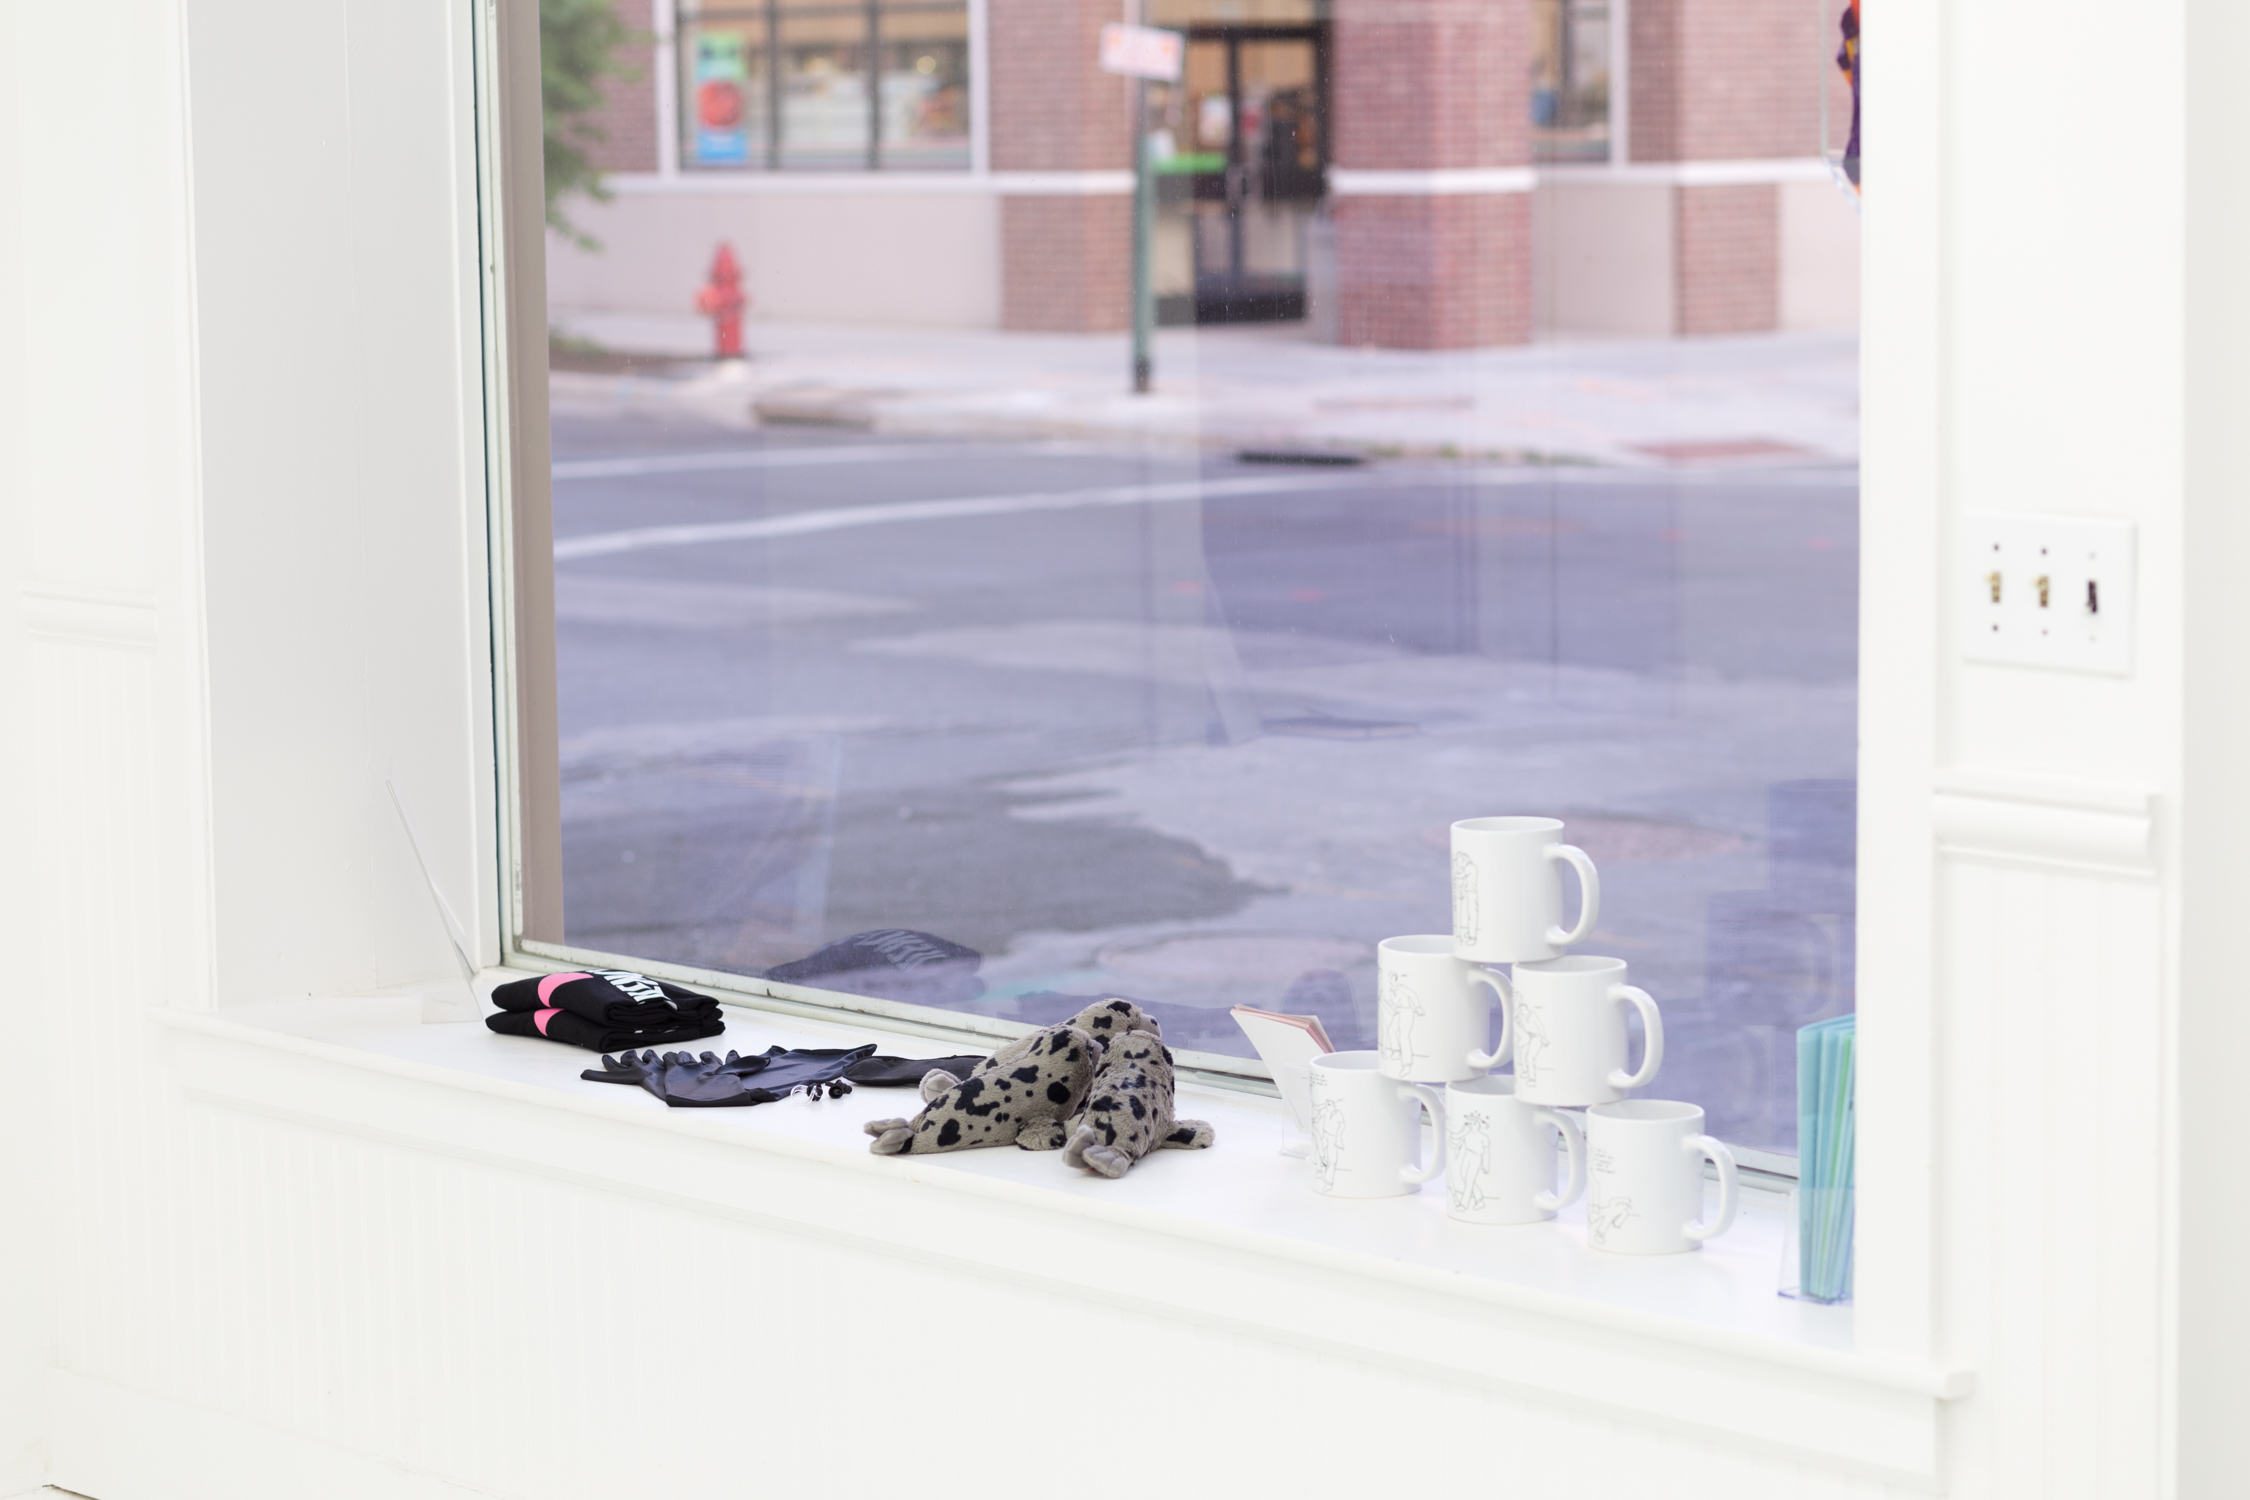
left=538, top=972, right=591, bottom=1005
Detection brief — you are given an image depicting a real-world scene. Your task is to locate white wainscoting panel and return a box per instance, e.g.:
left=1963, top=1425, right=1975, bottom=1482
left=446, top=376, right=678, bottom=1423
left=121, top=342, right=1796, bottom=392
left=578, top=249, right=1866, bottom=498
left=1934, top=774, right=2167, bottom=1499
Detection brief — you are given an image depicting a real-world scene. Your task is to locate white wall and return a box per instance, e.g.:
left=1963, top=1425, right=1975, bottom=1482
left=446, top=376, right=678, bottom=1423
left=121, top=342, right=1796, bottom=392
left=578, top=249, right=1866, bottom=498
left=545, top=182, right=1004, bottom=328
left=185, top=0, right=497, bottom=1005
left=1781, top=176, right=1862, bottom=332
left=1533, top=179, right=1677, bottom=338
left=5, top=2, right=2248, bottom=1497
left=3, top=0, right=495, bottom=1484
left=2176, top=4, right=2250, bottom=1489
left=1855, top=0, right=2250, bottom=1491
left=1533, top=173, right=1861, bottom=339
left=0, top=0, right=35, bottom=1480
left=0, top=0, right=204, bottom=1489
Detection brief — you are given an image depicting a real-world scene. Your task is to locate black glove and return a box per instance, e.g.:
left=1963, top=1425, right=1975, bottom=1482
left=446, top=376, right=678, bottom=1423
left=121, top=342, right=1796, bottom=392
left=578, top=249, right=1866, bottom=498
left=582, top=1045, right=878, bottom=1108
left=843, top=1053, right=990, bottom=1088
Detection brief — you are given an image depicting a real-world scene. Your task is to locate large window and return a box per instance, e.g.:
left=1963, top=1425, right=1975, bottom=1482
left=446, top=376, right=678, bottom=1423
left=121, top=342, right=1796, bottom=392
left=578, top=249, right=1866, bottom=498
left=678, top=0, right=970, bottom=170
left=530, top=1, right=1858, bottom=1165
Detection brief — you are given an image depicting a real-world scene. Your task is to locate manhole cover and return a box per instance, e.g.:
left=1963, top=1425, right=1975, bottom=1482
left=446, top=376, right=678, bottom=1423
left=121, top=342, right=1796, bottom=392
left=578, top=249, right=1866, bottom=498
left=1095, top=931, right=1375, bottom=1002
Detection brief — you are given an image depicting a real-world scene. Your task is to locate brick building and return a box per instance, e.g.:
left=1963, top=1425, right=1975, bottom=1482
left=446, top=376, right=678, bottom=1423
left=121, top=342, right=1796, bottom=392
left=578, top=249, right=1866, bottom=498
left=549, top=0, right=1857, bottom=345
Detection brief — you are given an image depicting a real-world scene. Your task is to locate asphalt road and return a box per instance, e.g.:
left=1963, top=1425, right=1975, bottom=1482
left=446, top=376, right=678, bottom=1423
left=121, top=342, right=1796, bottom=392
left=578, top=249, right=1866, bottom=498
left=548, top=411, right=1859, bottom=1150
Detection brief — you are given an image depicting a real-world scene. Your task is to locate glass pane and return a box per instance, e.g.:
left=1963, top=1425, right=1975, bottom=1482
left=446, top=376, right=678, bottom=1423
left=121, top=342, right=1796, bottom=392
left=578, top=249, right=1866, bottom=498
left=541, top=1, right=1858, bottom=1159
left=777, top=6, right=872, bottom=170
left=877, top=5, right=970, bottom=170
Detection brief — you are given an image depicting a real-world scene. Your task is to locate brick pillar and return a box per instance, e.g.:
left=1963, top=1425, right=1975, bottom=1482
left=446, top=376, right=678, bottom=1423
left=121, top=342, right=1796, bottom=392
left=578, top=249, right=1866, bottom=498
left=1331, top=0, right=1532, bottom=349
left=989, top=0, right=1131, bottom=332
left=579, top=0, right=662, bottom=173
left=1676, top=183, right=1779, bottom=335
left=1630, top=0, right=1821, bottom=336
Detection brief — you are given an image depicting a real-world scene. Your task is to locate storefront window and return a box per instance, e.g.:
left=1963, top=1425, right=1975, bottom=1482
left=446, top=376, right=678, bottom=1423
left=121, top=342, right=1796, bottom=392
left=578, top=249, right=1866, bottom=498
left=678, top=0, right=969, bottom=170
left=540, top=0, right=1861, bottom=1164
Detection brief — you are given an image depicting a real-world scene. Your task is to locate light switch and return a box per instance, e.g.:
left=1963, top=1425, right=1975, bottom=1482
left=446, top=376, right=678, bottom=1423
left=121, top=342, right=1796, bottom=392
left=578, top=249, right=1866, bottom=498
left=1960, top=513, right=2135, bottom=676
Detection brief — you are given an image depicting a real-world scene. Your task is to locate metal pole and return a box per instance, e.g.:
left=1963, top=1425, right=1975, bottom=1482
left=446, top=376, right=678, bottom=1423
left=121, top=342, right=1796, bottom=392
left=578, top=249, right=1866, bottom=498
left=1225, top=34, right=1243, bottom=278
left=866, top=0, right=881, bottom=169
left=1132, top=76, right=1154, bottom=394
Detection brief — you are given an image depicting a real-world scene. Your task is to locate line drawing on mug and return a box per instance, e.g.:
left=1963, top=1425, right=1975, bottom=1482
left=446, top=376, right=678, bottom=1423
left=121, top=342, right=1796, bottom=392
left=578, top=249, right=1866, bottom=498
left=1452, top=852, right=1479, bottom=946
left=1310, top=1099, right=1346, bottom=1193
left=1512, top=1000, right=1551, bottom=1089
left=1447, top=1110, right=1493, bottom=1213
left=1587, top=1179, right=1637, bottom=1247
left=1378, top=970, right=1426, bottom=1075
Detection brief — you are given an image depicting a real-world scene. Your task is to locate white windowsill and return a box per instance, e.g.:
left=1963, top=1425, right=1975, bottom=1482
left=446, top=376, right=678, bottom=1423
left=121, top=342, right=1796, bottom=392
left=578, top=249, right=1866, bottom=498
left=151, top=981, right=1966, bottom=1486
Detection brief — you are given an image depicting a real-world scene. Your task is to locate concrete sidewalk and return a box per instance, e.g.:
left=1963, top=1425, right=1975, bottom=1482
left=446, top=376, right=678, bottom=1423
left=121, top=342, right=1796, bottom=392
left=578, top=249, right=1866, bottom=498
left=548, top=308, right=1860, bottom=469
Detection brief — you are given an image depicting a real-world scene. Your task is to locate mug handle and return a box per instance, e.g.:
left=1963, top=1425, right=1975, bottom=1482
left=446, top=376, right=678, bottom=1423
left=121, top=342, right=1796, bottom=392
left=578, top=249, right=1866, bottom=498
left=1683, top=1134, right=1739, bottom=1242
left=1465, top=967, right=1512, bottom=1070
left=1543, top=842, right=1601, bottom=948
left=1606, top=983, right=1665, bottom=1090
left=1398, top=1084, right=1448, bottom=1186
left=1532, top=1106, right=1587, bottom=1211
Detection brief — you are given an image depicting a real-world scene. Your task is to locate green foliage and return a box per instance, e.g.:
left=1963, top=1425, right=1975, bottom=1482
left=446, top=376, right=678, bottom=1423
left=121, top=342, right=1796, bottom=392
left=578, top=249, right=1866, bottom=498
left=541, top=0, right=640, bottom=248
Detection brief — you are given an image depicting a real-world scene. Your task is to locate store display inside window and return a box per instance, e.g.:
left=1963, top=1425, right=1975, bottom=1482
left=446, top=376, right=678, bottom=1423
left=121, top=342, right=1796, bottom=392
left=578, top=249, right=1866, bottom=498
left=677, top=0, right=969, bottom=170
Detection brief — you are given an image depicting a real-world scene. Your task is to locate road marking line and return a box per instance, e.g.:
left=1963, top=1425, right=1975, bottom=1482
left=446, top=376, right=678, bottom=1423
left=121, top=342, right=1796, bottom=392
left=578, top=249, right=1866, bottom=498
left=552, top=443, right=979, bottom=480
left=551, top=473, right=1386, bottom=560
left=550, top=463, right=1857, bottom=561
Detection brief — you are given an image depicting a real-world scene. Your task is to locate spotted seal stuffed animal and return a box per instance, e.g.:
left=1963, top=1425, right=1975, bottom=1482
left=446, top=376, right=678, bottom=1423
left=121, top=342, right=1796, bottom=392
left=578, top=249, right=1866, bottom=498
left=1063, top=1028, right=1215, bottom=1179
left=864, top=1023, right=1100, bottom=1154
left=906, top=998, right=1165, bottom=1108
left=1028, top=996, right=1157, bottom=1049
left=861, top=999, right=1164, bottom=1156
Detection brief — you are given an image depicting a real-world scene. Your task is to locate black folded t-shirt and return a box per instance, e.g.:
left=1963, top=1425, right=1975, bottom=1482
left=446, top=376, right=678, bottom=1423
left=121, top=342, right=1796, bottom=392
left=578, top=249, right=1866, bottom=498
left=485, top=1006, right=725, bottom=1053
left=491, top=969, right=722, bottom=1028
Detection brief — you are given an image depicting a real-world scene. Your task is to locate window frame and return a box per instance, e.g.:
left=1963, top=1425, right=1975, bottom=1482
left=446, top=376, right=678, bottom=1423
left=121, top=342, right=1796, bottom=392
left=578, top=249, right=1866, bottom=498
left=484, top=0, right=1817, bottom=1180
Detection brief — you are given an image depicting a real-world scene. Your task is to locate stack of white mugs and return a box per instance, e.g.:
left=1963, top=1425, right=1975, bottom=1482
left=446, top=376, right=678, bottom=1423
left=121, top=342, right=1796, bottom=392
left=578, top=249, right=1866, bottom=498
left=1306, top=816, right=1741, bottom=1256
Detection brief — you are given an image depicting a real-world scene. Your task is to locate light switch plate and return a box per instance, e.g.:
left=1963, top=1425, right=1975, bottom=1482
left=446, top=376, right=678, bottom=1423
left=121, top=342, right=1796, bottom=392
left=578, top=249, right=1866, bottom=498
left=1961, top=512, right=2136, bottom=676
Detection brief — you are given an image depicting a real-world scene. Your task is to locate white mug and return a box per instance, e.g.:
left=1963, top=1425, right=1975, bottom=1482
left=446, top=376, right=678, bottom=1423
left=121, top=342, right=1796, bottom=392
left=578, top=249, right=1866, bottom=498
left=1491, top=954, right=1663, bottom=1107
left=1450, top=816, right=1601, bottom=964
left=1583, top=1100, right=1739, bottom=1254
left=1273, top=1061, right=1314, bottom=1158
left=1307, top=1051, right=1448, bottom=1199
left=1443, top=1075, right=1587, bottom=1225
left=1377, top=935, right=1508, bottom=1083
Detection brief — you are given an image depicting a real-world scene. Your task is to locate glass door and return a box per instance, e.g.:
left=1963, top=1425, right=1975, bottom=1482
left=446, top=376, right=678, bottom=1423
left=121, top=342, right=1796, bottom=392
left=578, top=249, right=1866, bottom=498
left=1155, top=26, right=1326, bottom=324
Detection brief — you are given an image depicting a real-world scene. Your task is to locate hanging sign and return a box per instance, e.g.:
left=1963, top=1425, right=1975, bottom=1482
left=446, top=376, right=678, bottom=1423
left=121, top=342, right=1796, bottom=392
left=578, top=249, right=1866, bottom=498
left=1098, top=23, right=1185, bottom=82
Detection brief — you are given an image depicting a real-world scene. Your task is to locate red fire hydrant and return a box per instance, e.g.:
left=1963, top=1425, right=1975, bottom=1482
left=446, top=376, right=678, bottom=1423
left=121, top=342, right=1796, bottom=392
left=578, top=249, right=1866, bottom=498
left=694, top=243, right=749, bottom=359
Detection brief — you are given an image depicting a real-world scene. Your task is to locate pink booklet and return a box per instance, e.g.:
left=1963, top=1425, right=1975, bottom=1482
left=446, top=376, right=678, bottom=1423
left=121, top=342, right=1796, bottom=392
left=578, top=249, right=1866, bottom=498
left=1230, top=1005, right=1335, bottom=1057
left=1231, top=1006, right=1336, bottom=1141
